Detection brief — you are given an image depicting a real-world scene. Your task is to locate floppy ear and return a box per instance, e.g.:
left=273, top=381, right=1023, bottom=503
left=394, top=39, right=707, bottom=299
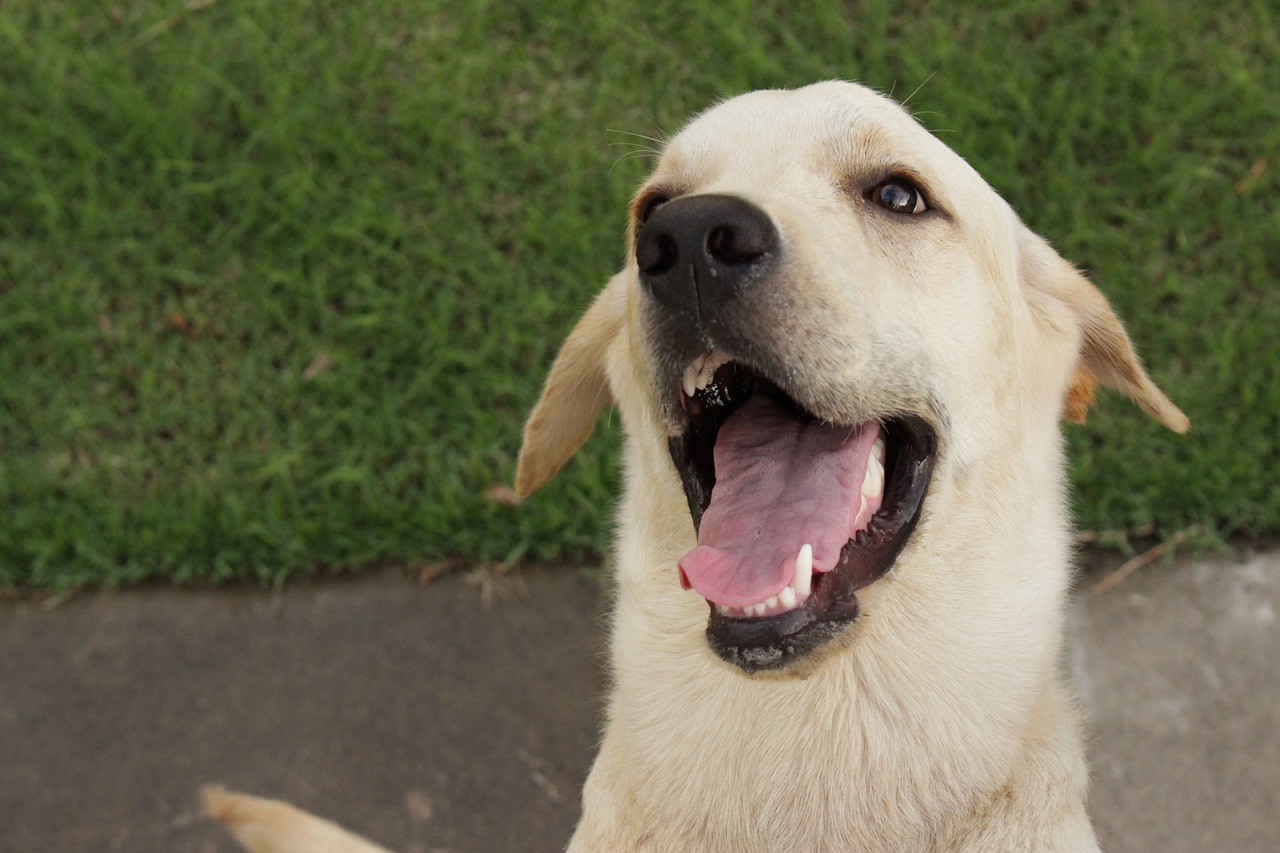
left=515, top=273, right=629, bottom=497
left=1021, top=231, right=1189, bottom=433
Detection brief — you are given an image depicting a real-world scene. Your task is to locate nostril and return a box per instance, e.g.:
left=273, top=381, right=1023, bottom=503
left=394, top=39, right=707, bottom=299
left=638, top=232, right=679, bottom=276
left=707, top=224, right=769, bottom=266
left=707, top=226, right=743, bottom=266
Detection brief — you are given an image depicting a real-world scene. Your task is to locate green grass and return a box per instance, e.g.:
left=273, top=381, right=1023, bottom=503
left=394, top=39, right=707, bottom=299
left=1, top=0, right=1277, bottom=587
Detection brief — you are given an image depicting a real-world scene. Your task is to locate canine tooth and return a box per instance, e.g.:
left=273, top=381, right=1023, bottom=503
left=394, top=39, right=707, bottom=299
left=778, top=585, right=797, bottom=609
left=873, top=435, right=886, bottom=464
left=682, top=365, right=698, bottom=398
left=793, top=544, right=813, bottom=597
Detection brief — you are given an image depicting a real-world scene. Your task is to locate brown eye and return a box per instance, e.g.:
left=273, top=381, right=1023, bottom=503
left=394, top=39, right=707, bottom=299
left=638, top=194, right=670, bottom=224
left=870, top=179, right=928, bottom=215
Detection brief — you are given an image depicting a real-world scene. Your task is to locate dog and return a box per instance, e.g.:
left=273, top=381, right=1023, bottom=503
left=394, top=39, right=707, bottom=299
left=209, top=81, right=1187, bottom=852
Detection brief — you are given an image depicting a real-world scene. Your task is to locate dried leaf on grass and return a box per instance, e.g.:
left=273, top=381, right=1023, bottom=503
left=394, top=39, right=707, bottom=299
left=1233, top=157, right=1268, bottom=194
left=169, top=311, right=196, bottom=340
left=302, top=350, right=334, bottom=380
left=416, top=557, right=465, bottom=586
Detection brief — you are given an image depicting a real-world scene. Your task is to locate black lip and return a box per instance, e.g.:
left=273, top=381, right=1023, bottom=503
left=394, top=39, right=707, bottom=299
left=668, top=367, right=937, bottom=674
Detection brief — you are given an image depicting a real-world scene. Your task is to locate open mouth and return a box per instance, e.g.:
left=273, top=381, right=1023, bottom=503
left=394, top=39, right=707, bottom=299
left=668, top=352, right=936, bottom=673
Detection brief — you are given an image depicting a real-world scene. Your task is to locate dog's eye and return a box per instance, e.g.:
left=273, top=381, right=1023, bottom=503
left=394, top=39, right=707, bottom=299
left=638, top=194, right=670, bottom=224
left=870, top=179, right=928, bottom=215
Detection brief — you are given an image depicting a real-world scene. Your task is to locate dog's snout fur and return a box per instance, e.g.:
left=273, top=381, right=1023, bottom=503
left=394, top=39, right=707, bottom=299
left=636, top=194, right=777, bottom=322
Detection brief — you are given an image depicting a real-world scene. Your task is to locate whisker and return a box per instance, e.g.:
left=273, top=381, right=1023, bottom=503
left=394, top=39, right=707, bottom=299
left=900, top=71, right=937, bottom=109
left=606, top=128, right=667, bottom=146
left=610, top=150, right=658, bottom=174
left=608, top=141, right=661, bottom=155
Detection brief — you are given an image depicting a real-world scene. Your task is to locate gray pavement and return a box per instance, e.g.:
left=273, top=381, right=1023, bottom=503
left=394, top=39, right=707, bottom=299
left=1, top=550, right=1277, bottom=852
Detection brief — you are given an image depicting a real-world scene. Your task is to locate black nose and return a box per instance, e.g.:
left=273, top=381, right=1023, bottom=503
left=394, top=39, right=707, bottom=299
left=635, top=194, right=777, bottom=319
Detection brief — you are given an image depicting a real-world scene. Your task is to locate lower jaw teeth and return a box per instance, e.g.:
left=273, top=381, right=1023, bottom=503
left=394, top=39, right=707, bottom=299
left=712, top=542, right=817, bottom=618
left=717, top=588, right=810, bottom=619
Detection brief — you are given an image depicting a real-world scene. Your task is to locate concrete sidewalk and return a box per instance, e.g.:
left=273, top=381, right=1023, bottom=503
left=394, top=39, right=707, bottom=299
left=1, top=550, right=1277, bottom=852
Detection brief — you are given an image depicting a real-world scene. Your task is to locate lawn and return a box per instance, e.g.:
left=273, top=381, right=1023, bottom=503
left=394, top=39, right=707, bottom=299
left=1, top=0, right=1277, bottom=587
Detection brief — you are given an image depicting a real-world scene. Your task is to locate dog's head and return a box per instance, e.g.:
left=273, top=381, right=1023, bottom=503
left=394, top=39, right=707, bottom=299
left=515, top=82, right=1187, bottom=676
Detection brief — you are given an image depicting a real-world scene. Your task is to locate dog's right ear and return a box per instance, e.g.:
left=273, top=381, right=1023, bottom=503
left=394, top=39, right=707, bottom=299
left=515, top=273, right=628, bottom=498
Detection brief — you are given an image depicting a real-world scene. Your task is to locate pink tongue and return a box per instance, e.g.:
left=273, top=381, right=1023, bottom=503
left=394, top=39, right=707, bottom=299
left=678, top=395, right=879, bottom=607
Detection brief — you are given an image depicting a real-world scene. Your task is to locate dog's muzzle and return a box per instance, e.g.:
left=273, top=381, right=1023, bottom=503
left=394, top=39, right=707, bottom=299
left=634, top=194, right=937, bottom=675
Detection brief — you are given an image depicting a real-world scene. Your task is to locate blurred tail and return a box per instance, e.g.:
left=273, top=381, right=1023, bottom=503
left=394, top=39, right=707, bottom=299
left=203, top=786, right=395, bottom=853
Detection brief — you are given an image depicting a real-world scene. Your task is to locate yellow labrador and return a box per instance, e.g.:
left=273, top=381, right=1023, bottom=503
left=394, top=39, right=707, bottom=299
left=210, top=81, right=1187, bottom=852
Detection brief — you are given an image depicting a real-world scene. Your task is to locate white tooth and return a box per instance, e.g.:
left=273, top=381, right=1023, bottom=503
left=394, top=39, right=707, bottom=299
left=873, top=436, right=886, bottom=463
left=764, top=594, right=778, bottom=611
left=695, top=351, right=731, bottom=390
left=778, top=585, right=797, bottom=609
left=863, top=455, right=883, bottom=499
left=696, top=362, right=715, bottom=390
left=682, top=366, right=698, bottom=398
left=793, top=544, right=813, bottom=597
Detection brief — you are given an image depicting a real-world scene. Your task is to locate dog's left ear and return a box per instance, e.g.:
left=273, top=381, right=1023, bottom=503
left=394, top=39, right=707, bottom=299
left=1020, top=230, right=1189, bottom=433
left=515, top=273, right=628, bottom=498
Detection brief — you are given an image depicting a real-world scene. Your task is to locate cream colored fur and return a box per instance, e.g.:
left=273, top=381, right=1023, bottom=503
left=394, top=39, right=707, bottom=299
left=203, top=787, right=393, bottom=853
left=209, top=82, right=1186, bottom=853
